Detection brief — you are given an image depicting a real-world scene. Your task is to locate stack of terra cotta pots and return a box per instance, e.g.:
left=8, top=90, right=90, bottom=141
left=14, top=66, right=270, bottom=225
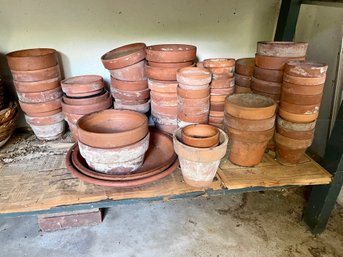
left=235, top=58, right=255, bottom=93
left=6, top=48, right=65, bottom=140
left=101, top=43, right=150, bottom=114
left=203, top=58, right=235, bottom=129
left=146, top=44, right=196, bottom=134
left=173, top=124, right=228, bottom=187
left=252, top=41, right=308, bottom=102
left=176, top=67, right=212, bottom=128
left=61, top=75, right=112, bottom=141
left=224, top=93, right=277, bottom=166
left=275, top=60, right=328, bottom=164
left=77, top=110, right=150, bottom=174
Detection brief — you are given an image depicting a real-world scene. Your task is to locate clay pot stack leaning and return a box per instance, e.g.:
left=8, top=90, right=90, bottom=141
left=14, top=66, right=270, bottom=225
left=275, top=61, right=328, bottom=164
left=252, top=41, right=308, bottom=102
left=77, top=109, right=149, bottom=174
left=146, top=44, right=196, bottom=134
left=176, top=67, right=211, bottom=128
left=101, top=43, right=150, bottom=114
left=224, top=93, right=277, bottom=166
left=6, top=48, right=66, bottom=140
left=203, top=58, right=235, bottom=129
left=235, top=58, right=255, bottom=93
left=61, top=75, right=112, bottom=141
left=174, top=124, right=228, bottom=187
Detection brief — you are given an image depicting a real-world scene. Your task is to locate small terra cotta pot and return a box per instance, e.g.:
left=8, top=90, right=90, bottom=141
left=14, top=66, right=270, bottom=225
left=174, top=127, right=228, bottom=187
left=61, top=75, right=104, bottom=97
left=253, top=66, right=283, bottom=83
left=148, top=79, right=178, bottom=93
left=283, top=73, right=326, bottom=86
left=11, top=65, right=61, bottom=82
left=177, top=86, right=210, bottom=99
left=256, top=41, right=308, bottom=57
left=282, top=81, right=324, bottom=96
left=235, top=58, right=255, bottom=76
left=255, top=54, right=305, bottom=70
left=177, top=67, right=212, bottom=86
left=211, top=77, right=235, bottom=88
left=284, top=60, right=328, bottom=78
left=181, top=124, right=219, bottom=148
left=111, top=77, right=148, bottom=91
left=19, top=97, right=62, bottom=116
left=276, top=116, right=315, bottom=140
left=17, top=87, right=62, bottom=103
left=110, top=60, right=146, bottom=81
left=14, top=77, right=60, bottom=93
left=146, top=44, right=196, bottom=62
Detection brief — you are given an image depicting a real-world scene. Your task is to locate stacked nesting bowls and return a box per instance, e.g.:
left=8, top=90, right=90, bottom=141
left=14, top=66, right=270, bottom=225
left=7, top=48, right=65, bottom=140
left=146, top=44, right=196, bottom=134
left=235, top=58, right=255, bottom=93
left=61, top=75, right=112, bottom=141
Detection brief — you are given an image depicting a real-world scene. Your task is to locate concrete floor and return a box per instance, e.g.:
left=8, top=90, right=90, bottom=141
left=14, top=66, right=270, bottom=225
left=1, top=188, right=342, bottom=257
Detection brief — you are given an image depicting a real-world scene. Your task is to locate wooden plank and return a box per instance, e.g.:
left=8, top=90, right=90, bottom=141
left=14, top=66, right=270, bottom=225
left=218, top=151, right=332, bottom=190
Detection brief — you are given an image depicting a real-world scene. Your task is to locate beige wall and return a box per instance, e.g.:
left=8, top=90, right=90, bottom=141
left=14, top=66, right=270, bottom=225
left=0, top=0, right=280, bottom=81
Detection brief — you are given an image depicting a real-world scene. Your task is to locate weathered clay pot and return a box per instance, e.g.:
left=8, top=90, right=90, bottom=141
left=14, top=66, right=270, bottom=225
left=235, top=73, right=251, bottom=87
left=235, top=85, right=252, bottom=93
left=177, top=67, right=212, bottom=86
left=17, top=87, right=62, bottom=103
left=209, top=110, right=224, bottom=118
left=178, top=83, right=209, bottom=90
left=7, top=48, right=58, bottom=71
left=61, top=93, right=112, bottom=115
left=211, top=77, right=235, bottom=88
left=61, top=75, right=104, bottom=97
left=155, top=123, right=178, bottom=135
left=225, top=93, right=276, bottom=120
left=210, top=94, right=228, bottom=102
left=146, top=44, right=196, bottom=62
left=111, top=88, right=150, bottom=101
left=280, top=101, right=319, bottom=114
left=178, top=111, right=208, bottom=124
left=253, top=66, right=283, bottom=83
left=25, top=112, right=64, bottom=126
left=207, top=67, right=234, bottom=76
left=178, top=103, right=209, bottom=116
left=174, top=128, right=228, bottom=187
left=283, top=73, right=326, bottom=86
left=282, top=81, right=324, bottom=95
left=277, top=116, right=315, bottom=140
left=19, top=97, right=62, bottom=116
left=255, top=54, right=305, bottom=70
left=284, top=60, right=328, bottom=77
left=148, top=61, right=193, bottom=68
left=203, top=58, right=235, bottom=68
left=178, top=95, right=210, bottom=107
left=228, top=127, right=275, bottom=166
left=177, top=86, right=210, bottom=99
left=151, top=102, right=177, bottom=117
left=101, top=43, right=146, bottom=70
left=211, top=87, right=235, bottom=95
left=150, top=91, right=177, bottom=106
left=11, top=65, right=61, bottom=82
left=26, top=118, right=65, bottom=141
left=251, top=77, right=282, bottom=94
left=256, top=41, right=308, bottom=57
left=115, top=98, right=147, bottom=105
left=111, top=77, right=148, bottom=91
left=14, top=77, right=60, bottom=93
left=63, top=90, right=109, bottom=105
left=114, top=100, right=150, bottom=113
left=145, top=63, right=194, bottom=81
left=77, top=109, right=148, bottom=148
left=275, top=133, right=313, bottom=164
left=235, top=58, right=255, bottom=76
left=278, top=108, right=318, bottom=123
left=224, top=113, right=276, bottom=131
left=181, top=124, right=219, bottom=148
left=148, top=79, right=178, bottom=93
left=209, top=115, right=224, bottom=124
left=110, top=60, right=146, bottom=81
left=252, top=89, right=280, bottom=101
left=281, top=90, right=322, bottom=105
left=210, top=102, right=225, bottom=111
left=78, top=133, right=150, bottom=174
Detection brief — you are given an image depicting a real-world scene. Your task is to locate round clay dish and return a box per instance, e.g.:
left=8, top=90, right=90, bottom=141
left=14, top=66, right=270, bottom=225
left=145, top=63, right=191, bottom=81
left=151, top=102, right=177, bottom=117
left=62, top=90, right=109, bottom=105
left=101, top=43, right=146, bottom=70
left=148, top=79, right=178, bottom=93
left=114, top=100, right=150, bottom=114
left=146, top=44, right=196, bottom=62
left=283, top=73, right=326, bottom=86
left=177, top=67, right=212, bottom=86
left=178, top=112, right=208, bottom=123
left=61, top=75, right=104, bottom=96
left=203, top=58, right=235, bottom=68
left=284, top=61, right=328, bottom=78
left=210, top=102, right=225, bottom=111
left=235, top=58, right=255, bottom=76
left=110, top=60, right=146, bottom=81
left=225, top=93, right=276, bottom=120
left=77, top=109, right=148, bottom=148
left=61, top=93, right=112, bottom=115
left=211, top=77, right=235, bottom=88
left=211, top=87, right=235, bottom=95
left=19, top=97, right=62, bottom=116
left=7, top=48, right=58, bottom=71
left=111, top=77, right=148, bottom=91
left=111, top=88, right=150, bottom=101
left=224, top=113, right=276, bottom=131
left=148, top=61, right=193, bottom=68
left=207, top=67, right=234, bottom=76
left=177, top=95, right=210, bottom=107
left=181, top=124, right=219, bottom=148
left=253, top=66, right=283, bottom=83
left=251, top=77, right=282, bottom=94
left=256, top=41, right=308, bottom=57
left=279, top=108, right=318, bottom=123
left=17, top=87, right=62, bottom=103
left=282, top=81, right=324, bottom=96
left=210, top=94, right=227, bottom=102
left=177, top=86, right=210, bottom=99
left=11, top=65, right=60, bottom=82
left=280, top=101, right=319, bottom=114
left=255, top=54, right=305, bottom=70
left=14, top=77, right=60, bottom=93
left=235, top=73, right=252, bottom=87
left=281, top=90, right=322, bottom=105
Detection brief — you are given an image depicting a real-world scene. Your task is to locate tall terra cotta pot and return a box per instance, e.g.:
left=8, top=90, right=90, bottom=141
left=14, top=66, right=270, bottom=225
left=173, top=128, right=228, bottom=188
